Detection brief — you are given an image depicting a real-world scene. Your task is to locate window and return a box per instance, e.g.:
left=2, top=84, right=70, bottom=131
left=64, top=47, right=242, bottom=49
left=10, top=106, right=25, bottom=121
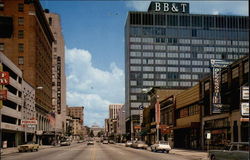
left=180, top=74, right=191, bottom=79
left=18, top=30, right=24, bottom=39
left=168, top=81, right=179, bottom=86
left=155, top=81, right=166, bottom=86
left=142, top=52, right=153, bottom=57
left=179, top=46, right=190, bottom=51
left=167, top=67, right=179, bottom=72
left=18, top=3, right=24, bottom=12
left=192, top=75, right=198, bottom=80
left=232, top=67, right=239, bottom=79
left=155, top=45, right=165, bottom=50
left=155, top=59, right=166, bottom=65
left=143, top=74, right=154, bottom=79
left=48, top=17, right=52, bottom=26
left=130, top=37, right=141, bottom=43
left=143, top=81, right=154, bottom=86
left=130, top=81, right=137, bottom=86
left=167, top=53, right=178, bottom=58
left=143, top=59, right=154, bottom=64
left=179, top=39, right=190, bottom=44
left=18, top=17, right=24, bottom=25
left=180, top=81, right=192, bottom=87
left=155, top=52, right=166, bottom=58
left=222, top=73, right=228, bottom=83
left=142, top=38, right=153, bottom=43
left=143, top=45, right=153, bottom=50
left=0, top=43, right=4, bottom=51
left=130, top=95, right=137, bottom=101
left=130, top=66, right=141, bottom=71
left=130, top=52, right=141, bottom=57
left=192, top=68, right=203, bottom=73
left=167, top=60, right=178, bottom=65
left=244, top=61, right=249, bottom=73
left=18, top=43, right=24, bottom=52
left=143, top=66, right=154, bottom=71
left=18, top=56, right=24, bottom=65
left=192, top=39, right=202, bottom=44
left=130, top=59, right=141, bottom=64
left=0, top=2, right=4, bottom=11
left=167, top=45, right=178, bottom=51
left=180, top=53, right=191, bottom=58
left=192, top=61, right=203, bottom=66
left=130, top=44, right=141, bottom=50
left=155, top=67, right=166, bottom=72
left=179, top=15, right=190, bottom=26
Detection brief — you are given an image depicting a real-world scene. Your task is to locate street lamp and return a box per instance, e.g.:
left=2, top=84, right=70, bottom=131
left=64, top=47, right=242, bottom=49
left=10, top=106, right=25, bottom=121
left=23, top=86, right=43, bottom=143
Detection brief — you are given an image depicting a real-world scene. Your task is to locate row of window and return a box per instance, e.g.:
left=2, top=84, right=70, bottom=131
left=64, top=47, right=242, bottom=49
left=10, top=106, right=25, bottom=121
left=0, top=2, right=24, bottom=12
left=130, top=27, right=248, bottom=40
left=130, top=80, right=198, bottom=90
left=130, top=37, right=248, bottom=46
left=129, top=13, right=248, bottom=29
left=131, top=66, right=211, bottom=73
left=130, top=44, right=249, bottom=53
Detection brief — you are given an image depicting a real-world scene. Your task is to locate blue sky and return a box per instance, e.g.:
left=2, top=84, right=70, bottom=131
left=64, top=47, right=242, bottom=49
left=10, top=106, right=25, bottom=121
left=41, top=1, right=248, bottom=127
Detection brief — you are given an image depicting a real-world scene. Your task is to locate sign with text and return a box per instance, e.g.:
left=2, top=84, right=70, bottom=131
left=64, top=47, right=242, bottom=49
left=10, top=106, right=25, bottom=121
left=21, top=120, right=37, bottom=125
left=210, top=59, right=230, bottom=113
left=241, top=103, right=249, bottom=116
left=241, top=86, right=249, bottom=100
left=0, top=72, right=9, bottom=85
left=0, top=90, right=7, bottom=100
left=148, top=2, right=189, bottom=13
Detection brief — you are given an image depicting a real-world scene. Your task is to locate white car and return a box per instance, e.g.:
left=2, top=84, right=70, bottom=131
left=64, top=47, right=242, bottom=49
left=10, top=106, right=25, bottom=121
left=135, top=141, right=148, bottom=149
left=151, top=141, right=171, bottom=153
left=125, top=141, right=132, bottom=147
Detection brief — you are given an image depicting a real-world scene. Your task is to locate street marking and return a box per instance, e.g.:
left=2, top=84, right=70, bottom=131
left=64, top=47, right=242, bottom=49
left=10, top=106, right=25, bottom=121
left=90, top=145, right=96, bottom=160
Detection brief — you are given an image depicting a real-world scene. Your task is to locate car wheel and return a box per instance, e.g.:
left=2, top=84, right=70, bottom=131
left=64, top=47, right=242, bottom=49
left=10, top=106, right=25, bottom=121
left=210, top=155, right=216, bottom=160
left=166, top=150, right=169, bottom=154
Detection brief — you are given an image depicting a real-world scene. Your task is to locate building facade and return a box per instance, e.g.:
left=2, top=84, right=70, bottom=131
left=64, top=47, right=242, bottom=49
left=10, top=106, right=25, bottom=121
left=0, top=0, right=54, bottom=144
left=125, top=1, right=249, bottom=137
left=109, top=104, right=123, bottom=119
left=45, top=11, right=67, bottom=136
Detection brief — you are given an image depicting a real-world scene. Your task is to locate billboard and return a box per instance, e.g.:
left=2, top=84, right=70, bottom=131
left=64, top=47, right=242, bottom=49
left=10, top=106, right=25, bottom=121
left=0, top=90, right=7, bottom=100
left=210, top=59, right=230, bottom=113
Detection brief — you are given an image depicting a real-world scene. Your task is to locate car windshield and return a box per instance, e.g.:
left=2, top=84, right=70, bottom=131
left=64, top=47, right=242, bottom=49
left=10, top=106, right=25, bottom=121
left=26, top=141, right=35, bottom=144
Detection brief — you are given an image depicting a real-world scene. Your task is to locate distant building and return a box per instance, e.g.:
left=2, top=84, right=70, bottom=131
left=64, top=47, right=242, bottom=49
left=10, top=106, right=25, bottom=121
left=109, top=104, right=123, bottom=119
left=90, top=125, right=104, bottom=137
left=68, top=106, right=84, bottom=125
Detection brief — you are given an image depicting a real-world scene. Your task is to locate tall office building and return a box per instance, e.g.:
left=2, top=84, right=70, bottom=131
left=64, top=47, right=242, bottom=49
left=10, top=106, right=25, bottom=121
left=125, top=2, right=249, bottom=137
left=45, top=11, right=67, bottom=135
left=0, top=0, right=54, bottom=142
left=109, top=104, right=123, bottom=119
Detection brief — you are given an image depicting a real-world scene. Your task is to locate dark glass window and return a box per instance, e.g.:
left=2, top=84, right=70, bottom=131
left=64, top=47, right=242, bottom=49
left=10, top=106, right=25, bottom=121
left=142, top=27, right=154, bottom=36
left=167, top=15, right=178, bottom=26
left=154, top=27, right=165, bottom=35
left=130, top=27, right=141, bottom=36
left=192, top=16, right=202, bottom=27
left=18, top=3, right=24, bottom=12
left=0, top=2, right=4, bottom=11
left=142, top=13, right=153, bottom=25
left=130, top=13, right=141, bottom=25
left=155, top=14, right=166, bottom=26
left=49, top=17, right=52, bottom=26
left=18, top=30, right=24, bottom=39
left=18, top=43, right=24, bottom=52
left=239, top=17, right=248, bottom=29
left=204, top=16, right=214, bottom=28
left=179, top=15, right=190, bottom=27
left=215, top=16, right=226, bottom=28
left=192, top=29, right=197, bottom=37
left=227, top=17, right=238, bottom=28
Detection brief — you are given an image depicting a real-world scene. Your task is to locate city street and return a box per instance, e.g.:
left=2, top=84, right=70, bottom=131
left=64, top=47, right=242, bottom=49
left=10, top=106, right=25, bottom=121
left=2, top=143, right=205, bottom=160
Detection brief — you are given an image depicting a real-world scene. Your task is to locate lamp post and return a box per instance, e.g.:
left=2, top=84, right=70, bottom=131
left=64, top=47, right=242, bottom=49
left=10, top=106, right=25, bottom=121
left=23, top=86, right=43, bottom=144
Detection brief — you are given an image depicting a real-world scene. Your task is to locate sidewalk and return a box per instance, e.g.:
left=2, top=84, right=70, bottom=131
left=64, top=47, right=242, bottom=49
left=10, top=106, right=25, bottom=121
left=170, top=149, right=208, bottom=160
left=1, top=145, right=56, bottom=156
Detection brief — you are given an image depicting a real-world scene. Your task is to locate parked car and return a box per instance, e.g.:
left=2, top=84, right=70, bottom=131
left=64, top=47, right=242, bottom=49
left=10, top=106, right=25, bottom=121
left=87, top=140, right=94, bottom=145
left=135, top=141, right=148, bottom=149
left=103, top=140, right=109, bottom=144
left=18, top=141, right=39, bottom=152
left=77, top=140, right=84, bottom=143
left=60, top=140, right=71, bottom=146
left=131, top=141, right=138, bottom=148
left=208, top=142, right=249, bottom=160
left=109, top=140, right=115, bottom=144
left=125, top=141, right=132, bottom=147
left=151, top=141, right=171, bottom=153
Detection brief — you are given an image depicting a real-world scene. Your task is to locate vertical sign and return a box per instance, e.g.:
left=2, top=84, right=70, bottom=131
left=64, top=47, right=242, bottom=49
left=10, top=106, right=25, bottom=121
left=240, top=86, right=249, bottom=117
left=210, top=59, right=230, bottom=113
left=0, top=72, right=9, bottom=85
left=155, top=101, right=160, bottom=125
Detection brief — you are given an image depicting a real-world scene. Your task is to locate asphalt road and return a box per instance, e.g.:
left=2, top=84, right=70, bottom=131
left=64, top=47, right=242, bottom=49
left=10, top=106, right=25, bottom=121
left=1, top=143, right=202, bottom=160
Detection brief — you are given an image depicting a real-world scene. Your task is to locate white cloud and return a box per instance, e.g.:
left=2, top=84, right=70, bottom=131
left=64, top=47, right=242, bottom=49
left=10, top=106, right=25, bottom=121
left=125, top=1, right=248, bottom=16
left=65, top=47, right=124, bottom=127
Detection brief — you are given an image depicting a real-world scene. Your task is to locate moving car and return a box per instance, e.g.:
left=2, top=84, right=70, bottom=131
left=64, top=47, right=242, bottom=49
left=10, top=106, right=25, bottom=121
left=60, top=140, right=71, bottom=146
left=125, top=141, right=132, bottom=147
left=103, top=140, right=109, bottom=144
left=151, top=141, right=171, bottom=153
left=87, top=140, right=94, bottom=145
left=18, top=141, right=39, bottom=152
left=208, top=142, right=249, bottom=160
